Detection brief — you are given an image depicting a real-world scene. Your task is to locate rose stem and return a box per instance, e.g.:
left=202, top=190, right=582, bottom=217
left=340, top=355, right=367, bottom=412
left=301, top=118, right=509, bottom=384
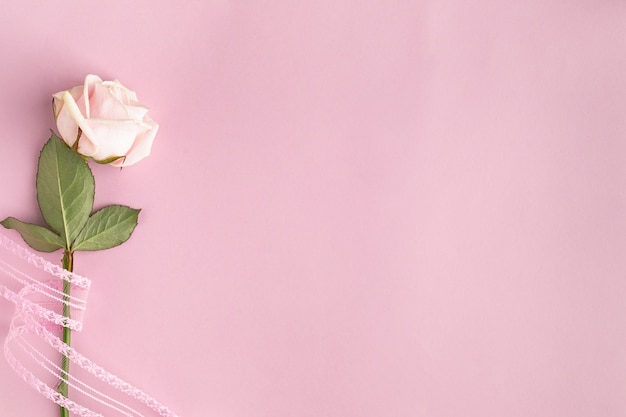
left=59, top=250, right=73, bottom=417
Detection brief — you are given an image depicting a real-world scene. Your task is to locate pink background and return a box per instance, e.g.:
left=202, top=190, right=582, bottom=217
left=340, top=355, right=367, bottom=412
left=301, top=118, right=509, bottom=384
left=1, top=1, right=626, bottom=416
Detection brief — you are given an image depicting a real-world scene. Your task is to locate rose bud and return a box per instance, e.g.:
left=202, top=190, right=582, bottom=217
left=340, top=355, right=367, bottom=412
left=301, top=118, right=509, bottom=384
left=53, top=74, right=158, bottom=167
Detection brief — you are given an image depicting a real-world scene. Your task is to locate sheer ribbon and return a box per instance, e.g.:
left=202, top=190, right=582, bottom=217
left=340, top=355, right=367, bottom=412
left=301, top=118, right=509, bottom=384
left=0, top=230, right=179, bottom=417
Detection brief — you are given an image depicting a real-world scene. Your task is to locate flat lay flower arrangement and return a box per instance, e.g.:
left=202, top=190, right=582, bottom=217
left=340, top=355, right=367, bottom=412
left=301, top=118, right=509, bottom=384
left=0, top=75, right=177, bottom=416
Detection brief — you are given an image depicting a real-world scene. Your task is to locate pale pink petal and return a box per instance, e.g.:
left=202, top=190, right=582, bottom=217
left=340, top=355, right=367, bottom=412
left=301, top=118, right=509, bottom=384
left=52, top=85, right=83, bottom=119
left=54, top=105, right=79, bottom=147
left=56, top=104, right=99, bottom=157
left=113, top=118, right=158, bottom=167
left=60, top=92, right=99, bottom=156
left=75, top=134, right=99, bottom=157
left=88, top=82, right=129, bottom=120
left=103, top=80, right=138, bottom=103
left=55, top=91, right=97, bottom=156
left=52, top=85, right=82, bottom=102
left=125, top=104, right=149, bottom=120
left=82, top=74, right=103, bottom=118
left=82, top=119, right=148, bottom=161
left=67, top=85, right=83, bottom=100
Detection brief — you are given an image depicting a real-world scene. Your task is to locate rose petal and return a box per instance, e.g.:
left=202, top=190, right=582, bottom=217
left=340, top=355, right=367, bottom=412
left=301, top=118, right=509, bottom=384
left=57, top=92, right=99, bottom=156
left=103, top=80, right=138, bottom=103
left=54, top=104, right=79, bottom=147
left=82, top=75, right=103, bottom=119
left=82, top=118, right=150, bottom=161
left=125, top=104, right=150, bottom=120
left=52, top=85, right=83, bottom=119
left=86, top=81, right=131, bottom=121
left=76, top=136, right=99, bottom=157
left=112, top=117, right=158, bottom=167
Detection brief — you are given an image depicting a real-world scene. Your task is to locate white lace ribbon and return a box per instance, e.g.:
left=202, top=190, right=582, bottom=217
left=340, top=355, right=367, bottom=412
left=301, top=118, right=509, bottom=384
left=0, top=231, right=179, bottom=417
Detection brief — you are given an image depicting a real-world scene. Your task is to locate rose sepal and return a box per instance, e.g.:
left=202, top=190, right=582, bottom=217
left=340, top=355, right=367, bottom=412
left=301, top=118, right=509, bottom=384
left=92, top=155, right=125, bottom=165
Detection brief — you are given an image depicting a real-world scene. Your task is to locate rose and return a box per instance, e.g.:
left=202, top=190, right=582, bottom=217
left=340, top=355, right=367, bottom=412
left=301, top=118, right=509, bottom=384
left=52, top=74, right=158, bottom=167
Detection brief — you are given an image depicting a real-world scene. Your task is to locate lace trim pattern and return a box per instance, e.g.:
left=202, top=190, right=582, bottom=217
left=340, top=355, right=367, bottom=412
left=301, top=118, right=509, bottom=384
left=0, top=230, right=179, bottom=417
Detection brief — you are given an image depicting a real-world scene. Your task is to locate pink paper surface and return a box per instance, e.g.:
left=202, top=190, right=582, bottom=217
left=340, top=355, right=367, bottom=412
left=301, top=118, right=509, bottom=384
left=1, top=1, right=626, bottom=416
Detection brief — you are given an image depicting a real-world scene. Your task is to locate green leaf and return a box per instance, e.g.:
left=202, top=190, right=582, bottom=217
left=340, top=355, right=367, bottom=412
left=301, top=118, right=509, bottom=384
left=72, top=205, right=140, bottom=251
left=36, top=134, right=94, bottom=249
left=0, top=217, right=64, bottom=252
